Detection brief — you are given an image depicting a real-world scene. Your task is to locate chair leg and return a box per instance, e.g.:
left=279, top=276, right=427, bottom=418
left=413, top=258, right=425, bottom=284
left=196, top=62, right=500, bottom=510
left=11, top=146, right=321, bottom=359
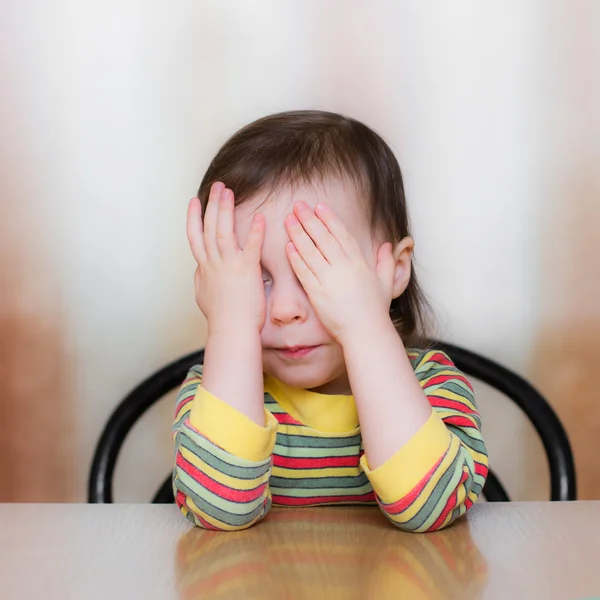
left=483, top=469, right=510, bottom=502
left=152, top=474, right=175, bottom=504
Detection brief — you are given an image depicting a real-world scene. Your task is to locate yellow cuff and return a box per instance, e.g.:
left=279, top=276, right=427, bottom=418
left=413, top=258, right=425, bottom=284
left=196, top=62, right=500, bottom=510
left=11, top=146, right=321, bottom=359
left=360, top=412, right=452, bottom=503
left=189, top=386, right=278, bottom=462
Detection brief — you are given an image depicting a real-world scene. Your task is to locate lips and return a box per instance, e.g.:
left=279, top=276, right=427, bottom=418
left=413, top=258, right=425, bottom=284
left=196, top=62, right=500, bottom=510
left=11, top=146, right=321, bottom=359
left=275, top=345, right=320, bottom=359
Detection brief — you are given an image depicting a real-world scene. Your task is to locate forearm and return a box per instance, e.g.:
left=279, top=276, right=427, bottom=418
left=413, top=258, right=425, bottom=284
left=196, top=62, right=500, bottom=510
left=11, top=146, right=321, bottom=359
left=201, top=325, right=265, bottom=426
left=344, top=340, right=488, bottom=531
left=341, top=316, right=432, bottom=469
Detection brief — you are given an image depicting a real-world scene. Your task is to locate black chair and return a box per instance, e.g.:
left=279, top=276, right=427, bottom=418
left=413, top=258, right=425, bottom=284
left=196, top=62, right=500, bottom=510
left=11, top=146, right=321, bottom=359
left=88, top=341, right=576, bottom=504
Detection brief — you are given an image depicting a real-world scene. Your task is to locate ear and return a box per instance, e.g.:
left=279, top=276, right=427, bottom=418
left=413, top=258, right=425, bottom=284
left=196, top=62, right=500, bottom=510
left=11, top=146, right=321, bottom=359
left=390, top=237, right=414, bottom=299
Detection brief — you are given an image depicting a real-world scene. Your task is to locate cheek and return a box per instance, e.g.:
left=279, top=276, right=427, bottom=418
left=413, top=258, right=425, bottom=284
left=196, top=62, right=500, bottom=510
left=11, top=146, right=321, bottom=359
left=358, top=240, right=379, bottom=269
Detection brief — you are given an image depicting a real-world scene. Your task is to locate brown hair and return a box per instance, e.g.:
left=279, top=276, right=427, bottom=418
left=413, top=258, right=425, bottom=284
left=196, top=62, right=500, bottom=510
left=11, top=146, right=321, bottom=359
left=197, top=110, right=432, bottom=348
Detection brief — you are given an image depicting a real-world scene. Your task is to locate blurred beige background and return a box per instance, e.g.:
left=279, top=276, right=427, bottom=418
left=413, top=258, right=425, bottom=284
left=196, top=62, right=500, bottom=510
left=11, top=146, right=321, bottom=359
left=0, top=0, right=598, bottom=502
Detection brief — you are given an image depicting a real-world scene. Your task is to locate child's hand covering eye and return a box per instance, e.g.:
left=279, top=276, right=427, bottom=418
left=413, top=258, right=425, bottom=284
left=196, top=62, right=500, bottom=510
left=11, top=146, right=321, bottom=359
left=187, top=182, right=266, bottom=335
left=285, top=201, right=396, bottom=343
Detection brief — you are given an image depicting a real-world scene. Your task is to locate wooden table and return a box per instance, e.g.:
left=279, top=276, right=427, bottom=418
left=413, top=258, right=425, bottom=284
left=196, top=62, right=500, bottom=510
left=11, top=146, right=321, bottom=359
left=1, top=502, right=599, bottom=599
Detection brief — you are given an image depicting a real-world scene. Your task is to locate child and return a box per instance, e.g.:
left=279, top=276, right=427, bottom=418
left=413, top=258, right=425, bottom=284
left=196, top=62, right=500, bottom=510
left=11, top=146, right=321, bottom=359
left=173, top=110, right=488, bottom=532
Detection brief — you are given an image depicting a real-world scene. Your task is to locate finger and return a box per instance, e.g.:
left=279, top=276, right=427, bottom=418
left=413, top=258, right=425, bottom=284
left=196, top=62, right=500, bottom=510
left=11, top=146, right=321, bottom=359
left=203, top=181, right=225, bottom=259
left=285, top=214, right=328, bottom=278
left=314, top=203, right=361, bottom=259
left=186, top=198, right=207, bottom=264
left=242, top=213, right=265, bottom=264
left=293, top=201, right=344, bottom=263
left=286, top=242, right=319, bottom=290
left=216, top=188, right=239, bottom=256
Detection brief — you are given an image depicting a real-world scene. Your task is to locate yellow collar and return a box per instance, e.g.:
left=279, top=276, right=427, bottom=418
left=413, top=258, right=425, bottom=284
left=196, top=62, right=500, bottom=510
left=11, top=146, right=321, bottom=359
left=264, top=376, right=359, bottom=433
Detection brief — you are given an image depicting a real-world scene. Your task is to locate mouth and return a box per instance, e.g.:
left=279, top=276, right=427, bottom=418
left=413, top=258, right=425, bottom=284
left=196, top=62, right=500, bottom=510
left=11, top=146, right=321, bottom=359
left=275, top=345, right=321, bottom=359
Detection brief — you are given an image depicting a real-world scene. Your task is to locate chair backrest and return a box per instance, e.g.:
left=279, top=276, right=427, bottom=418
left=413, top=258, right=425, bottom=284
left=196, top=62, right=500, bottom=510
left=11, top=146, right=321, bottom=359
left=88, top=341, right=576, bottom=504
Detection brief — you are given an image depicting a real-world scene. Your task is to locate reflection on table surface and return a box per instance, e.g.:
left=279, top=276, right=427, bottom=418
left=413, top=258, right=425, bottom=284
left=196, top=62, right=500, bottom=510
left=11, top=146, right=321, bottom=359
left=3, top=502, right=600, bottom=599
left=175, top=506, right=488, bottom=600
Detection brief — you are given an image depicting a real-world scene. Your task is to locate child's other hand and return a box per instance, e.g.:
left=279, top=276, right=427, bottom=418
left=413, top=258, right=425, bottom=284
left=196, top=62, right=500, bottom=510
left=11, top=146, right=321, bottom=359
left=187, top=182, right=266, bottom=336
left=284, top=201, right=395, bottom=343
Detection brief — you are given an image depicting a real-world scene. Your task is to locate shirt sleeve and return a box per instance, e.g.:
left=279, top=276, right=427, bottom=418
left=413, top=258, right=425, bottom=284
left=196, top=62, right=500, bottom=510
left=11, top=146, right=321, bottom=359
left=359, top=349, right=489, bottom=532
left=172, top=365, right=278, bottom=531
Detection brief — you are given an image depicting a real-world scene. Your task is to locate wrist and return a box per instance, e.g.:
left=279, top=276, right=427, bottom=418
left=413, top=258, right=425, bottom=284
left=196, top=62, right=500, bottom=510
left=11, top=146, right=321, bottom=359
left=338, top=311, right=397, bottom=349
left=205, top=323, right=263, bottom=359
left=207, top=319, right=261, bottom=340
left=202, top=323, right=265, bottom=427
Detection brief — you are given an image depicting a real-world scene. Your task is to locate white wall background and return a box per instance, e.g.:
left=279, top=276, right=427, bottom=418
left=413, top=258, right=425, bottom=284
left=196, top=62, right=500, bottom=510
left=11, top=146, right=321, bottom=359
left=2, top=0, right=598, bottom=502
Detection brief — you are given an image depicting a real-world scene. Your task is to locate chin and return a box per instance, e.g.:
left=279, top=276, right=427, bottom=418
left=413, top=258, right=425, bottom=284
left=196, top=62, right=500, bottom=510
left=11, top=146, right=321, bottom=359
left=272, top=367, right=330, bottom=390
left=264, top=361, right=347, bottom=393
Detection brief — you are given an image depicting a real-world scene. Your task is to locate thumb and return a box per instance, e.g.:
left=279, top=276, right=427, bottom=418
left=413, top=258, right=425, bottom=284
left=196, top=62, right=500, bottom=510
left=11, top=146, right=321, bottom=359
left=376, top=242, right=395, bottom=289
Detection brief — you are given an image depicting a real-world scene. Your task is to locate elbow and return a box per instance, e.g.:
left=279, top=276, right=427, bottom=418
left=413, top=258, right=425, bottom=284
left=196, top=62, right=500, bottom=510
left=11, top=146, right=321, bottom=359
left=385, top=507, right=467, bottom=534
left=384, top=516, right=452, bottom=534
left=382, top=486, right=481, bottom=534
left=173, top=475, right=270, bottom=532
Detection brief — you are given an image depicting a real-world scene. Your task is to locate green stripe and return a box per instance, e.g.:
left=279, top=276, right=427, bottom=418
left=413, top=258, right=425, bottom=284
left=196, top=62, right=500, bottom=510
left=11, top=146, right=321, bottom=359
left=176, top=382, right=199, bottom=400
left=178, top=432, right=271, bottom=479
left=273, top=444, right=359, bottom=458
left=174, top=478, right=266, bottom=527
left=264, top=404, right=286, bottom=414
left=173, top=413, right=190, bottom=433
left=264, top=392, right=279, bottom=405
left=271, top=481, right=374, bottom=498
left=176, top=469, right=266, bottom=514
left=443, top=380, right=474, bottom=397
left=413, top=455, right=464, bottom=531
left=275, top=432, right=361, bottom=448
left=270, top=473, right=369, bottom=489
left=189, top=365, right=203, bottom=377
left=444, top=427, right=486, bottom=454
left=394, top=452, right=463, bottom=531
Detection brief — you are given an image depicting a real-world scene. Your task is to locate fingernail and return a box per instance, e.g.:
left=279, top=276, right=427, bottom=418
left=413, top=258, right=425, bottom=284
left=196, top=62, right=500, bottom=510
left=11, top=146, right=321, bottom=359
left=212, top=181, right=224, bottom=192
left=316, top=203, right=327, bottom=212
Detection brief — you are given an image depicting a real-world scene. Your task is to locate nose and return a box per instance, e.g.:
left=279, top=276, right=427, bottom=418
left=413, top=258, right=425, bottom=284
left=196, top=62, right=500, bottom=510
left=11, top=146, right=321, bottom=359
left=268, top=278, right=309, bottom=326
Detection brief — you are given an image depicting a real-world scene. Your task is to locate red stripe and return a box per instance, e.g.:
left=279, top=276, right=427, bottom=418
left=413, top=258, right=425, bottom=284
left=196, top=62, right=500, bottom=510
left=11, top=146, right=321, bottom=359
left=196, top=513, right=222, bottom=531
left=188, top=562, right=265, bottom=596
left=475, top=462, right=489, bottom=477
left=272, top=492, right=376, bottom=506
left=176, top=490, right=221, bottom=531
left=174, top=395, right=193, bottom=415
left=272, top=455, right=359, bottom=469
left=429, top=490, right=459, bottom=531
left=442, top=415, right=477, bottom=428
left=423, top=373, right=472, bottom=390
left=423, top=352, right=454, bottom=366
left=427, top=396, right=476, bottom=414
left=379, top=453, right=446, bottom=515
left=176, top=452, right=267, bottom=503
left=428, top=469, right=469, bottom=531
left=272, top=413, right=304, bottom=425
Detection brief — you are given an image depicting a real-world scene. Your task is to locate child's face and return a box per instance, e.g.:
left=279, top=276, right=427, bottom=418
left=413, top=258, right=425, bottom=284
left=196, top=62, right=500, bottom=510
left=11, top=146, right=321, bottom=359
left=234, top=177, right=381, bottom=394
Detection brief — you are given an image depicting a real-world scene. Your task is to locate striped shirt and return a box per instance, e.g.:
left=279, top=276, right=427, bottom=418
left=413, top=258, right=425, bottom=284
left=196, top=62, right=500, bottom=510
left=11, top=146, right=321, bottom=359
left=172, top=349, right=488, bottom=532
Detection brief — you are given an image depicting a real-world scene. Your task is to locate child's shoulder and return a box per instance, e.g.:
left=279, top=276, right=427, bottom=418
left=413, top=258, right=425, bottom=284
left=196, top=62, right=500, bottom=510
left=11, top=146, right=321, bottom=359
left=187, top=364, right=204, bottom=379
left=407, top=347, right=457, bottom=373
